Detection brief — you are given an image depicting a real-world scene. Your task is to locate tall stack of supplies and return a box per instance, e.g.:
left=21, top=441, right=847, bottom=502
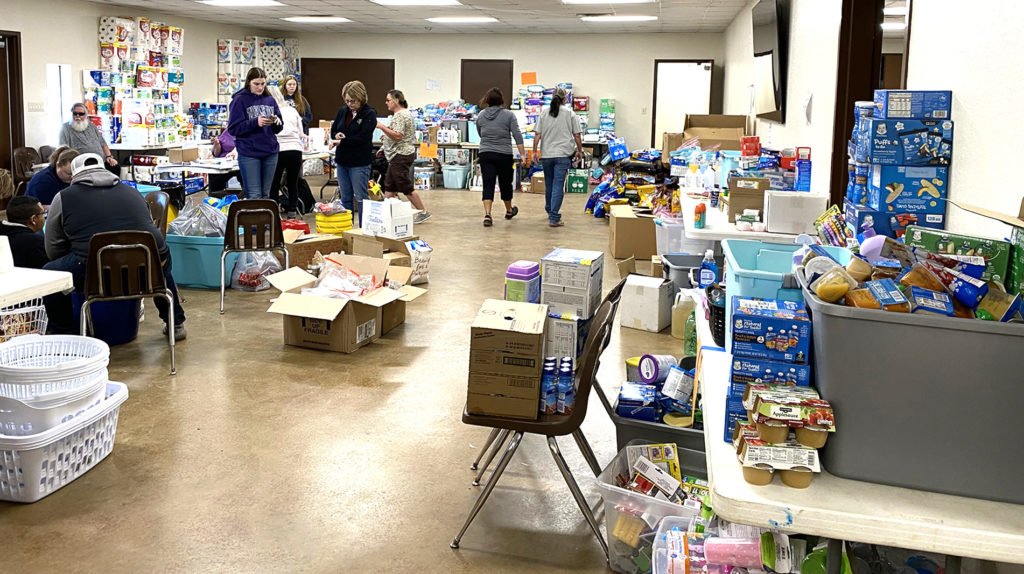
left=540, top=249, right=604, bottom=366
left=0, top=335, right=129, bottom=503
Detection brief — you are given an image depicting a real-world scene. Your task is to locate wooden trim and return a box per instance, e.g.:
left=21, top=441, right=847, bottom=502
left=650, top=59, right=714, bottom=148
left=900, top=0, right=913, bottom=88
left=0, top=30, right=25, bottom=152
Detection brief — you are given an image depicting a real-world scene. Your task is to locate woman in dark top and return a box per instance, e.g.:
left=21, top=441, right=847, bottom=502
left=282, top=75, right=312, bottom=134
left=329, top=80, right=377, bottom=213
left=26, top=146, right=78, bottom=207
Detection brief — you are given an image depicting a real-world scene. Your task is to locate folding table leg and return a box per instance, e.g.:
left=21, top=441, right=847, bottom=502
left=450, top=431, right=523, bottom=549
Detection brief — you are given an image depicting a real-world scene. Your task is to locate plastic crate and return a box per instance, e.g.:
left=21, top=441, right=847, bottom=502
left=656, top=218, right=716, bottom=257
left=165, top=234, right=239, bottom=289
left=721, top=239, right=849, bottom=353
left=597, top=440, right=706, bottom=574
left=0, top=298, right=48, bottom=343
left=652, top=515, right=694, bottom=574
left=442, top=165, right=470, bottom=189
left=0, top=382, right=128, bottom=503
left=0, top=335, right=110, bottom=400
left=797, top=268, right=1024, bottom=504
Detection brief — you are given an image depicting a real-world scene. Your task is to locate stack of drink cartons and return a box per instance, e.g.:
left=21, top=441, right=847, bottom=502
left=540, top=249, right=603, bottom=373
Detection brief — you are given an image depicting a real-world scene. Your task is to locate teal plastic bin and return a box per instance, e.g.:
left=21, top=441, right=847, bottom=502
left=442, top=165, right=470, bottom=189
left=166, top=235, right=239, bottom=289
left=722, top=239, right=850, bottom=352
left=719, top=150, right=741, bottom=189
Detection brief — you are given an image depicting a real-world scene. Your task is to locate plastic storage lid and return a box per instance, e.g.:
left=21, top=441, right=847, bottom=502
left=506, top=260, right=539, bottom=278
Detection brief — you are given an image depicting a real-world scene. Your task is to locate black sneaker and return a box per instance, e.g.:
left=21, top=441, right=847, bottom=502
left=162, top=323, right=187, bottom=341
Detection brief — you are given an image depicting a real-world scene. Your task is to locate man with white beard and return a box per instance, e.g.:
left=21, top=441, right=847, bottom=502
left=58, top=103, right=118, bottom=173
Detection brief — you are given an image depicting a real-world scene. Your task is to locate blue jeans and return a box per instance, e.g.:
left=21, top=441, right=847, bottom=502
left=541, top=156, right=572, bottom=223
left=337, top=164, right=371, bottom=212
left=238, top=154, right=279, bottom=199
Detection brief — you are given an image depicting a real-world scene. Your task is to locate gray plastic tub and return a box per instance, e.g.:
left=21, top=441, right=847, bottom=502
left=797, top=268, right=1024, bottom=504
left=661, top=253, right=725, bottom=294
left=608, top=356, right=705, bottom=452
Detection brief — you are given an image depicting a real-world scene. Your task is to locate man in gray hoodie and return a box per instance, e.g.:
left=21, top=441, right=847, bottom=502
left=43, top=153, right=186, bottom=339
left=474, top=87, right=527, bottom=227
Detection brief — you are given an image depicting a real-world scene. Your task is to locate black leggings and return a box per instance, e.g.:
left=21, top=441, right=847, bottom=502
left=479, top=151, right=514, bottom=202
left=270, top=149, right=302, bottom=211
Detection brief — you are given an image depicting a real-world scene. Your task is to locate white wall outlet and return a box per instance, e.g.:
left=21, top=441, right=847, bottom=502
left=28, top=102, right=45, bottom=113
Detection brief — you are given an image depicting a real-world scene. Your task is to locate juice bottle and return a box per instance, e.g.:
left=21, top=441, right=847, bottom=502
left=672, top=290, right=695, bottom=340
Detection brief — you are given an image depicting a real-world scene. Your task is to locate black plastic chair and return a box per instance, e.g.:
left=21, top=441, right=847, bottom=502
left=219, top=199, right=289, bottom=314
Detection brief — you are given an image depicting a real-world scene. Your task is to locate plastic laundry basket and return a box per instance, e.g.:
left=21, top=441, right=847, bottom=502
left=655, top=218, right=715, bottom=256
left=442, top=165, right=470, bottom=189
left=0, top=376, right=106, bottom=436
left=0, top=298, right=48, bottom=343
left=0, top=381, right=128, bottom=503
left=0, top=335, right=110, bottom=400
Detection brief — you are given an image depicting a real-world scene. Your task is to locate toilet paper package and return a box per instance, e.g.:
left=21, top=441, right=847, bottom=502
left=135, top=17, right=151, bottom=48
left=218, top=39, right=234, bottom=63
left=99, top=43, right=120, bottom=72
left=165, top=26, right=184, bottom=55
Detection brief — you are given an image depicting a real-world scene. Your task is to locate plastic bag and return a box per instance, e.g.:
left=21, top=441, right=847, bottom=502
left=204, top=193, right=238, bottom=213
left=281, top=219, right=310, bottom=234
left=300, top=257, right=377, bottom=299
left=167, top=201, right=228, bottom=237
left=315, top=199, right=348, bottom=216
left=406, top=239, right=432, bottom=285
left=230, top=251, right=282, bottom=291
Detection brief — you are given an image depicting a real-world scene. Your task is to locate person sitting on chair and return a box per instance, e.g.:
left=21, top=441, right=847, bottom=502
left=25, top=146, right=78, bottom=208
left=42, top=153, right=187, bottom=339
left=208, top=130, right=241, bottom=194
left=0, top=196, right=49, bottom=268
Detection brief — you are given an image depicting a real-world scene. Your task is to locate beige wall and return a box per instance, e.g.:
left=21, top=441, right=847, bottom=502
left=298, top=32, right=725, bottom=150
left=5, top=0, right=271, bottom=147
left=723, top=0, right=842, bottom=195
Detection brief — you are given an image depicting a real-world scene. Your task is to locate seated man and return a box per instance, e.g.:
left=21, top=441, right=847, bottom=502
left=0, top=196, right=48, bottom=268
left=26, top=146, right=78, bottom=208
left=43, top=153, right=187, bottom=340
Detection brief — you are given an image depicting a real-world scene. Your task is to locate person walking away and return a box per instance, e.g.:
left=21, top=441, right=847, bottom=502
left=26, top=146, right=78, bottom=208
left=228, top=67, right=283, bottom=199
left=0, top=196, right=48, bottom=268
left=282, top=75, right=312, bottom=134
left=475, top=87, right=526, bottom=227
left=329, top=80, right=377, bottom=215
left=532, top=87, right=583, bottom=227
left=377, top=89, right=430, bottom=224
left=42, top=153, right=187, bottom=339
left=59, top=103, right=119, bottom=175
left=266, top=85, right=306, bottom=218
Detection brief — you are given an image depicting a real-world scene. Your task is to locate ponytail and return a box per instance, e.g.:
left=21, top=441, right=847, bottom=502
left=549, top=87, right=567, bottom=118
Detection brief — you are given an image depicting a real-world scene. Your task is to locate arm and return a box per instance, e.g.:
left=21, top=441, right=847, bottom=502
left=98, top=126, right=116, bottom=166
left=378, top=123, right=402, bottom=142
left=340, top=108, right=377, bottom=148
left=302, top=97, right=312, bottom=131
left=44, top=194, right=70, bottom=260
left=58, top=125, right=70, bottom=147
left=574, top=133, right=584, bottom=162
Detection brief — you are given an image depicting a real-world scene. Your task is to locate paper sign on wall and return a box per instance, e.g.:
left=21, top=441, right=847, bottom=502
left=521, top=72, right=537, bottom=85
left=426, top=78, right=440, bottom=91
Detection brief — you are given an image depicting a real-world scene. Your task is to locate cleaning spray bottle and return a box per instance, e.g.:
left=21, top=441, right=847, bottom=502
left=698, top=249, right=718, bottom=288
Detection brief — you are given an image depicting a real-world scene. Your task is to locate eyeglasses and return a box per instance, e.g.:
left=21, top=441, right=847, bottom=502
left=33, top=211, right=45, bottom=218
left=72, top=112, right=87, bottom=117
left=344, top=99, right=358, bottom=104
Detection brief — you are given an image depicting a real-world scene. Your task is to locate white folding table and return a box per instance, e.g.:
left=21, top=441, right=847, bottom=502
left=0, top=267, right=73, bottom=308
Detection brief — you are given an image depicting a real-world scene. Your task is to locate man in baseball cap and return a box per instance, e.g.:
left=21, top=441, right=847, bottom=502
left=42, top=152, right=187, bottom=340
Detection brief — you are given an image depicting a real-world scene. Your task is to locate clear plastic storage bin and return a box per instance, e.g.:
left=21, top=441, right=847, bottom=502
left=656, top=218, right=715, bottom=256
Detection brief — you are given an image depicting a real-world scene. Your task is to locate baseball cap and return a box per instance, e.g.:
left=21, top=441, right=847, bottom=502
left=71, top=153, right=105, bottom=176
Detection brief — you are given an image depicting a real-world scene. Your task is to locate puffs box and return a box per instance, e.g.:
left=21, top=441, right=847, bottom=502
left=867, top=164, right=948, bottom=217
left=730, top=297, right=811, bottom=363
left=860, top=118, right=954, bottom=166
left=265, top=255, right=423, bottom=353
left=873, top=90, right=952, bottom=120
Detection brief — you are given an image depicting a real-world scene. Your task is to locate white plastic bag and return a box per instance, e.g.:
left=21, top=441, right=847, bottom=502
left=230, top=251, right=283, bottom=291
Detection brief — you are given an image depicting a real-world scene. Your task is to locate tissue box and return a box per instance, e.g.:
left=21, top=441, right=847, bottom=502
left=763, top=191, right=829, bottom=234
left=730, top=297, right=811, bottom=363
left=619, top=274, right=673, bottom=332
left=860, top=119, right=954, bottom=166
left=873, top=90, right=952, bottom=120
left=867, top=164, right=948, bottom=217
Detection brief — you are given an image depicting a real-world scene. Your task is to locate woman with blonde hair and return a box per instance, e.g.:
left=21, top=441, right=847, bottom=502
left=329, top=80, right=377, bottom=213
left=26, top=146, right=79, bottom=207
left=281, top=75, right=312, bottom=133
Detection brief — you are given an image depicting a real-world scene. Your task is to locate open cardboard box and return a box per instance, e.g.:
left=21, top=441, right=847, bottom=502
left=280, top=231, right=346, bottom=270
left=728, top=176, right=771, bottom=223
left=608, top=205, right=657, bottom=259
left=342, top=229, right=420, bottom=268
left=615, top=255, right=663, bottom=279
left=168, top=146, right=200, bottom=164
left=266, top=254, right=425, bottom=352
left=683, top=114, right=750, bottom=151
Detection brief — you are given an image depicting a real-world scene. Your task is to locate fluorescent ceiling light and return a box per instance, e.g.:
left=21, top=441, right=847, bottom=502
left=373, top=0, right=461, bottom=6
left=197, top=0, right=284, bottom=6
left=580, top=14, right=657, bottom=22
left=426, top=16, right=497, bottom=23
left=880, top=22, right=907, bottom=31
left=563, top=0, right=655, bottom=3
left=282, top=16, right=351, bottom=22
left=883, top=6, right=908, bottom=16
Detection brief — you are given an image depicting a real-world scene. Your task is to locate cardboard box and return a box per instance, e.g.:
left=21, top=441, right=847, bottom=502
left=541, top=286, right=601, bottom=318
left=467, top=393, right=539, bottom=419
left=1010, top=227, right=1024, bottom=295
left=867, top=165, right=948, bottom=216
left=361, top=198, right=413, bottom=239
left=619, top=274, right=673, bottom=332
left=281, top=233, right=345, bottom=270
left=380, top=272, right=426, bottom=335
left=341, top=229, right=419, bottom=255
left=544, top=313, right=592, bottom=361
left=904, top=225, right=1011, bottom=284
left=168, top=146, right=198, bottom=163
left=541, top=248, right=604, bottom=291
left=873, top=89, right=952, bottom=120
left=724, top=396, right=747, bottom=443
left=763, top=192, right=829, bottom=235
left=860, top=119, right=954, bottom=166
left=526, top=172, right=545, bottom=194
left=661, top=132, right=685, bottom=165
left=609, top=205, right=657, bottom=260
left=683, top=114, right=748, bottom=151
left=730, top=297, right=811, bottom=363
left=844, top=200, right=943, bottom=240
left=728, top=177, right=770, bottom=223
left=319, top=119, right=332, bottom=130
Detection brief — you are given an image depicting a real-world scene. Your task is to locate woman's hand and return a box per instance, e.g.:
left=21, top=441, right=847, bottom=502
left=257, top=116, right=273, bottom=127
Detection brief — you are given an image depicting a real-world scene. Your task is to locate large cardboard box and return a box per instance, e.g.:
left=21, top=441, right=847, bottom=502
left=619, top=274, right=673, bottom=332
left=525, top=172, right=545, bottom=194
left=341, top=229, right=429, bottom=285
left=281, top=233, right=345, bottom=270
left=661, top=132, right=685, bottom=165
left=379, top=266, right=426, bottom=335
left=168, top=146, right=199, bottom=163
left=540, top=248, right=604, bottom=318
left=609, top=205, right=657, bottom=259
left=468, top=299, right=548, bottom=419
left=683, top=114, right=748, bottom=151
left=728, top=177, right=770, bottom=223
left=361, top=198, right=414, bottom=239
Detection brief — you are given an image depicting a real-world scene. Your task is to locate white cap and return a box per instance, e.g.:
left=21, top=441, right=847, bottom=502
left=71, top=153, right=105, bottom=176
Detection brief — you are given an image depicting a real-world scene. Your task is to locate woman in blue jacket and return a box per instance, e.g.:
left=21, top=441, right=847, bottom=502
left=329, top=80, right=377, bottom=213
left=228, top=67, right=283, bottom=199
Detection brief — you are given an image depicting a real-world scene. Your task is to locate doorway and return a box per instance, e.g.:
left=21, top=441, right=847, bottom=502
left=299, top=58, right=396, bottom=125
left=0, top=31, right=25, bottom=175
left=461, top=60, right=513, bottom=108
left=651, top=60, right=713, bottom=148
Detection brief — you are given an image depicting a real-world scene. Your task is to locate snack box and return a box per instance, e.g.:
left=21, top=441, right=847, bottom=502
left=626, top=443, right=683, bottom=482
left=741, top=384, right=820, bottom=414
left=867, top=165, right=948, bottom=217
left=729, top=358, right=811, bottom=396
left=873, top=90, right=952, bottom=120
left=907, top=285, right=955, bottom=316
left=730, top=297, right=811, bottom=364
left=736, top=429, right=821, bottom=489
left=749, top=395, right=835, bottom=448
left=723, top=396, right=747, bottom=443
left=860, top=119, right=954, bottom=166
left=617, top=382, right=658, bottom=422
left=904, top=225, right=1011, bottom=284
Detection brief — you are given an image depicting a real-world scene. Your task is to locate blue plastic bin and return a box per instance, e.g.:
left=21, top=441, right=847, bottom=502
left=722, top=239, right=850, bottom=352
left=165, top=235, right=239, bottom=289
left=71, top=292, right=140, bottom=346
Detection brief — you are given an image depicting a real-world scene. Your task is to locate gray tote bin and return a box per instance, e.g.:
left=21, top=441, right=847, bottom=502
left=798, top=268, right=1024, bottom=504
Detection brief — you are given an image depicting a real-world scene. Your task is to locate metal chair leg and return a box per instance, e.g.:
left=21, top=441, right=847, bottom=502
left=473, top=429, right=510, bottom=486
left=572, top=429, right=602, bottom=477
left=165, top=292, right=176, bottom=376
left=79, top=300, right=91, bottom=336
left=219, top=250, right=228, bottom=314
left=471, top=429, right=500, bottom=470
left=548, top=436, right=609, bottom=558
left=451, top=431, right=523, bottom=549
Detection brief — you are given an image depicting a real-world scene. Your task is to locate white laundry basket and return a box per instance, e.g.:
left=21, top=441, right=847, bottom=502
left=0, top=298, right=49, bottom=343
left=0, top=335, right=110, bottom=400
left=0, top=377, right=107, bottom=436
left=0, top=382, right=128, bottom=503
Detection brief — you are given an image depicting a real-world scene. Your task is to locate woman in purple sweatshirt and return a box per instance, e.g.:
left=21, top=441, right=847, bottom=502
left=228, top=67, right=283, bottom=199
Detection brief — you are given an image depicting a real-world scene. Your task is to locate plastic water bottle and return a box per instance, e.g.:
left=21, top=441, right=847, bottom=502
left=698, top=249, right=718, bottom=288
left=672, top=290, right=695, bottom=340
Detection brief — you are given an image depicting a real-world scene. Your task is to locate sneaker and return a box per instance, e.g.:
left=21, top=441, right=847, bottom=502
left=286, top=211, right=299, bottom=220
left=548, top=220, right=565, bottom=228
left=413, top=211, right=432, bottom=224
left=162, top=323, right=187, bottom=341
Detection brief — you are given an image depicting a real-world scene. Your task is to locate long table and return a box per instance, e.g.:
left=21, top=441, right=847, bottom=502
left=0, top=267, right=73, bottom=308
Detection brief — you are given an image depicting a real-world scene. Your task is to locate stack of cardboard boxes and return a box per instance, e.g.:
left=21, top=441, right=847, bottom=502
left=540, top=249, right=604, bottom=363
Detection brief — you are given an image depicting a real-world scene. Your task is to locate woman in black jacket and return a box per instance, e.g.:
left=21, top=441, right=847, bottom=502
left=329, top=80, right=377, bottom=214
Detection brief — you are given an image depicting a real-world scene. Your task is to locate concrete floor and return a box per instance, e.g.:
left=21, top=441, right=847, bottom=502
left=0, top=185, right=685, bottom=573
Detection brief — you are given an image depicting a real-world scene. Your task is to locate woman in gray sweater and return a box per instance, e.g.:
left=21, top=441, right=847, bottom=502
left=475, top=87, right=526, bottom=227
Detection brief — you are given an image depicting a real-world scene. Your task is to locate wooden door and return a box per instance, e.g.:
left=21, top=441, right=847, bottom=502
left=299, top=58, right=396, bottom=126
left=461, top=60, right=513, bottom=108
left=0, top=32, right=25, bottom=175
